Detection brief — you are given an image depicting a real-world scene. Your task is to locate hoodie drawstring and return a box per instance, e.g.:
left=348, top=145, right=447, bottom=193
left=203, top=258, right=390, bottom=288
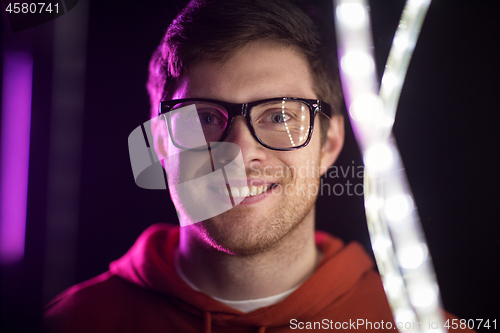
left=204, top=311, right=212, bottom=333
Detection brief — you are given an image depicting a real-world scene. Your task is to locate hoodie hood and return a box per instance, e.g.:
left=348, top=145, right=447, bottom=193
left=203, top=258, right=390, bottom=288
left=109, top=223, right=376, bottom=330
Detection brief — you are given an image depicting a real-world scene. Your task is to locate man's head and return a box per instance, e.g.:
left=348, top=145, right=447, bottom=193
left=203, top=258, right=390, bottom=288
left=148, top=0, right=343, bottom=137
left=148, top=0, right=344, bottom=254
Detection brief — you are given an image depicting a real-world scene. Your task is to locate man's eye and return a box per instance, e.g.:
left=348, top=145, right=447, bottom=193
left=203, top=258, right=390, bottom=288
left=269, top=112, right=292, bottom=123
left=197, top=111, right=224, bottom=126
left=271, top=113, right=288, bottom=123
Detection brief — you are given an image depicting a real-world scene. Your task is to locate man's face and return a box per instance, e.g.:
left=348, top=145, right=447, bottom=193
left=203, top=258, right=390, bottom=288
left=162, top=41, right=342, bottom=254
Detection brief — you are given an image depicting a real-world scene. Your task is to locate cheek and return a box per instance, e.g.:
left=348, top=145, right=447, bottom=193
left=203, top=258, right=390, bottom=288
left=278, top=149, right=321, bottom=185
left=163, top=154, right=181, bottom=185
left=164, top=150, right=214, bottom=185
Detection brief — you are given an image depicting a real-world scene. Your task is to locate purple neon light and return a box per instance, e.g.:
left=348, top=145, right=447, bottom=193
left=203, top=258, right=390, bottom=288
left=0, top=51, right=33, bottom=264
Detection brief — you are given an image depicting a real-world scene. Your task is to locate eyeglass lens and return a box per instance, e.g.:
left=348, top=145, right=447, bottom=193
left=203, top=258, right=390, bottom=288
left=166, top=100, right=311, bottom=149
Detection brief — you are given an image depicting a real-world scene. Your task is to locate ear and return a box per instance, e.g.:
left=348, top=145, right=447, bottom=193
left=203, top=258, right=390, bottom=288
left=319, top=115, right=344, bottom=176
left=151, top=115, right=170, bottom=162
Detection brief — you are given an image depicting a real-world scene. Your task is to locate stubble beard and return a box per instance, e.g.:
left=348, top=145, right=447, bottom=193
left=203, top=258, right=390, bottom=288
left=191, top=162, right=321, bottom=256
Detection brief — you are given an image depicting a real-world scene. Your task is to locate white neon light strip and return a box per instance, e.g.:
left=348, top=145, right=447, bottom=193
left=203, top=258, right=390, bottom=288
left=379, top=0, right=432, bottom=130
left=334, top=0, right=444, bottom=332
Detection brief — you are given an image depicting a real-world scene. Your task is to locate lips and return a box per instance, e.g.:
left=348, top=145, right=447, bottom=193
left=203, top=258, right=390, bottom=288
left=209, top=184, right=277, bottom=198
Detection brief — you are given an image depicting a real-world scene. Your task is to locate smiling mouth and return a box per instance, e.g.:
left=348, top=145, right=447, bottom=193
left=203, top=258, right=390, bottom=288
left=208, top=184, right=278, bottom=198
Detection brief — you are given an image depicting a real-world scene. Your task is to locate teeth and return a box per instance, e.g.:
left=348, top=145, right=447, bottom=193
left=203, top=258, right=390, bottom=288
left=240, top=186, right=250, bottom=197
left=214, top=185, right=273, bottom=198
left=213, top=185, right=271, bottom=198
left=250, top=186, right=258, bottom=196
left=230, top=187, right=240, bottom=197
left=257, top=185, right=264, bottom=195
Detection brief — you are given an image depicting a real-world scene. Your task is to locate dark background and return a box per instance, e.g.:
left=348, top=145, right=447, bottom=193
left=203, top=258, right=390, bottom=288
left=1, top=0, right=498, bottom=332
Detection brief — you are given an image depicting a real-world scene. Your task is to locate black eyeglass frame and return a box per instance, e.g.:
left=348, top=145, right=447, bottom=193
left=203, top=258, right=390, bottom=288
left=159, top=97, right=332, bottom=151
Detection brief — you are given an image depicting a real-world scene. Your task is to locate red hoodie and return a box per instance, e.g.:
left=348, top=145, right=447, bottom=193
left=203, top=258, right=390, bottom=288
left=44, top=224, right=470, bottom=332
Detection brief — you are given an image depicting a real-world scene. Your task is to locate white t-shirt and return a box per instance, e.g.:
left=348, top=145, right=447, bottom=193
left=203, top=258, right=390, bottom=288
left=175, top=260, right=299, bottom=313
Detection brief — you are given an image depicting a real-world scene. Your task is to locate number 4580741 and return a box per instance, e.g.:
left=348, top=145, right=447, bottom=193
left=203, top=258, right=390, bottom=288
left=5, top=3, right=59, bottom=14
left=445, top=319, right=496, bottom=330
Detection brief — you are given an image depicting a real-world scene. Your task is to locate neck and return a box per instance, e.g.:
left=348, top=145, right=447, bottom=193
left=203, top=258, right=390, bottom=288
left=176, top=208, right=320, bottom=300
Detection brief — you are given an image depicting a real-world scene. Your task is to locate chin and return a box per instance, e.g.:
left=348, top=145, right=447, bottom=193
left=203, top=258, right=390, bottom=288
left=193, top=203, right=312, bottom=256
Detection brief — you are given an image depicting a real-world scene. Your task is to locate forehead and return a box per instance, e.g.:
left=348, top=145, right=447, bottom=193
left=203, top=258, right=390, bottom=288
left=172, top=42, right=317, bottom=103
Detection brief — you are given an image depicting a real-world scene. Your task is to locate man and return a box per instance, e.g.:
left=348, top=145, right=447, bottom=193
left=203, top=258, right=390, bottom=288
left=44, top=0, right=471, bottom=332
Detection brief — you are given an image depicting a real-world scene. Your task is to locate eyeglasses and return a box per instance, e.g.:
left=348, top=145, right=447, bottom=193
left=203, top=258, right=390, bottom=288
left=159, top=97, right=331, bottom=151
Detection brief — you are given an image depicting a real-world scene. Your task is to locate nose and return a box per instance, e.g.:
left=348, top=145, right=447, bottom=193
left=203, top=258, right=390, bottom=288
left=215, top=116, right=267, bottom=165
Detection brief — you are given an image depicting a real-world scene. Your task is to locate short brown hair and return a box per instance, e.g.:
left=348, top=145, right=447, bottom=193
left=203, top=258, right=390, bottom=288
left=147, top=0, right=343, bottom=138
